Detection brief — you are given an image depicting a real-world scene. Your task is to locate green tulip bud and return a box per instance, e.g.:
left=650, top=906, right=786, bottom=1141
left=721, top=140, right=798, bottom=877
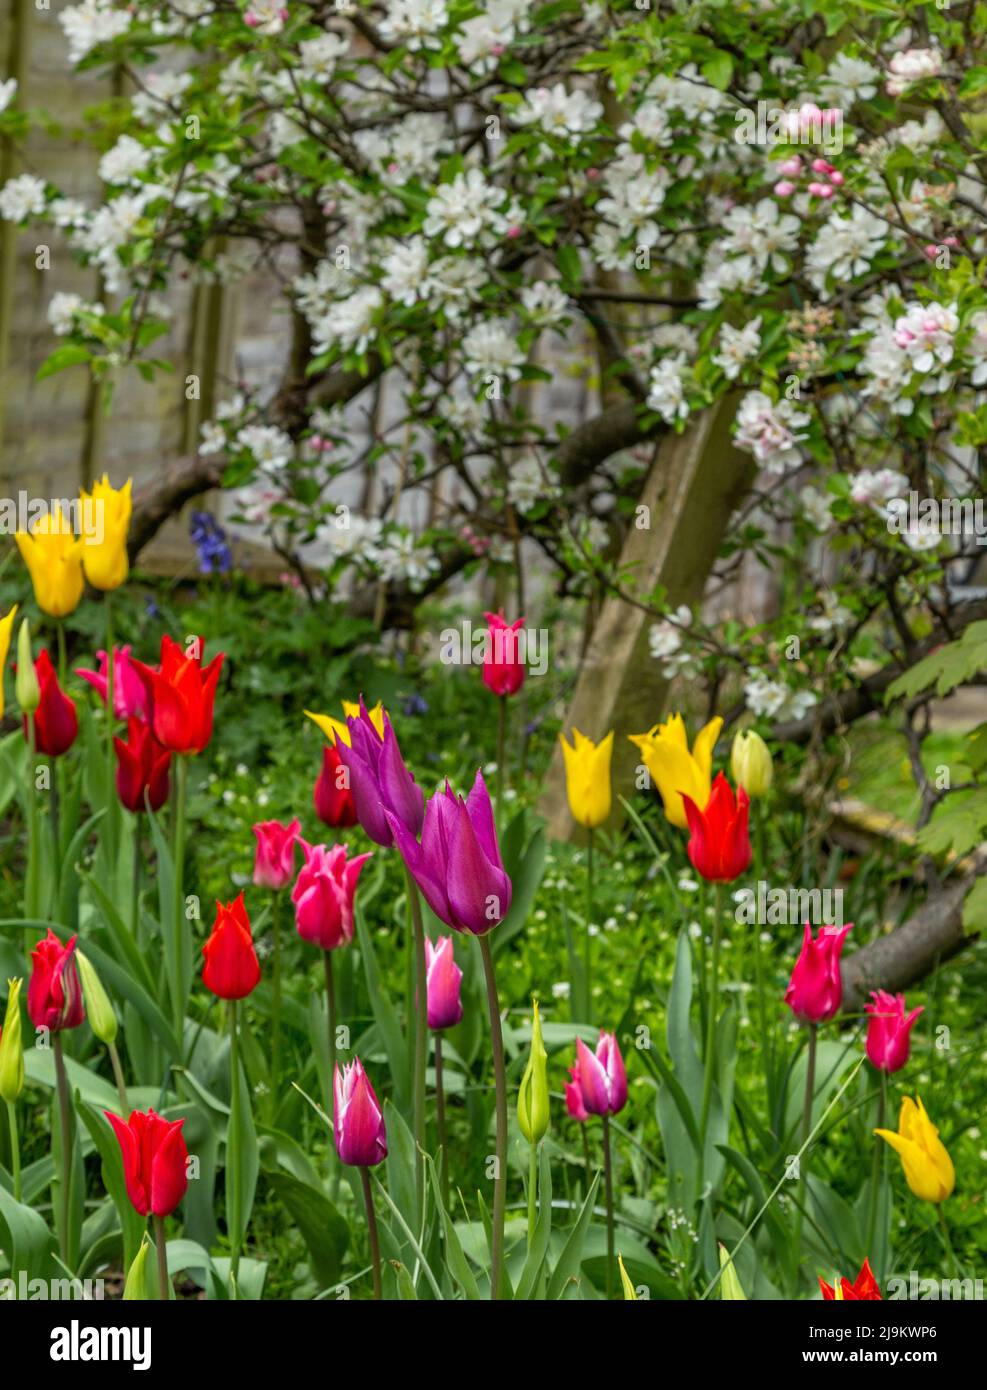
left=123, top=1234, right=152, bottom=1300
left=77, top=951, right=118, bottom=1045
left=517, top=998, right=550, bottom=1145
left=730, top=729, right=773, bottom=798
left=15, top=619, right=40, bottom=715
left=619, top=1254, right=638, bottom=1301
left=718, top=1242, right=747, bottom=1300
left=0, top=978, right=25, bottom=1103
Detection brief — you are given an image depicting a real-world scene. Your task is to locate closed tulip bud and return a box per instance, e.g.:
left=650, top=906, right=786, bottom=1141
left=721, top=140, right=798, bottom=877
left=333, top=1058, right=387, bottom=1167
left=202, top=893, right=261, bottom=1000
left=123, top=1235, right=152, bottom=1301
left=0, top=978, right=25, bottom=1103
left=559, top=727, right=614, bottom=829
left=517, top=998, right=550, bottom=1144
left=865, top=990, right=923, bottom=1073
left=730, top=729, right=773, bottom=798
left=313, top=744, right=357, bottom=828
left=105, top=1108, right=189, bottom=1218
left=574, top=1031, right=627, bottom=1117
left=28, top=929, right=85, bottom=1033
left=681, top=772, right=752, bottom=883
left=79, top=475, right=132, bottom=591
left=424, top=935, right=463, bottom=1031
left=482, top=610, right=526, bottom=698
left=76, top=951, right=117, bottom=1046
left=718, top=1244, right=747, bottom=1300
left=114, top=716, right=171, bottom=814
left=784, top=922, right=852, bottom=1024
left=875, top=1096, right=955, bottom=1204
left=251, top=817, right=302, bottom=891
left=16, top=618, right=40, bottom=715
left=24, top=650, right=78, bottom=757
left=618, top=1255, right=637, bottom=1300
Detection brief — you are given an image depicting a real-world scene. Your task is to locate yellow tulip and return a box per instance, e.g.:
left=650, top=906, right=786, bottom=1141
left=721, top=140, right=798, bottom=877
left=627, top=712, right=722, bottom=829
left=559, top=727, right=613, bottom=829
left=15, top=505, right=84, bottom=617
left=305, top=700, right=386, bottom=746
left=0, top=603, right=17, bottom=718
left=875, top=1096, right=955, bottom=1204
left=79, top=474, right=132, bottom=590
left=730, top=728, right=773, bottom=798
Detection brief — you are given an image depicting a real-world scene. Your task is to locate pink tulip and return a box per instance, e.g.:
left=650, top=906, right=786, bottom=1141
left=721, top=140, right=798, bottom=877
left=565, top=1064, right=589, bottom=1123
left=251, top=817, right=302, bottom=891
left=291, top=841, right=372, bottom=950
left=425, top=936, right=463, bottom=1031
left=865, top=990, right=923, bottom=1073
left=333, top=1058, right=387, bottom=1167
left=76, top=645, right=146, bottom=720
left=573, top=1032, right=627, bottom=1117
left=482, top=610, right=526, bottom=698
left=784, top=922, right=852, bottom=1024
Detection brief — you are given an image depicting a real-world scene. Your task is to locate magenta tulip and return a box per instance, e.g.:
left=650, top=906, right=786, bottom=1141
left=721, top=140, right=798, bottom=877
left=565, top=1064, right=589, bottom=1123
left=482, top=610, right=526, bottom=698
left=335, top=699, right=424, bottom=848
left=784, top=922, right=852, bottom=1024
left=76, top=644, right=146, bottom=720
left=865, top=990, right=923, bottom=1073
left=291, top=842, right=372, bottom=951
left=252, top=817, right=302, bottom=891
left=386, top=769, right=512, bottom=936
left=573, top=1032, right=627, bottom=1117
left=333, top=1058, right=387, bottom=1167
left=425, top=936, right=463, bottom=1031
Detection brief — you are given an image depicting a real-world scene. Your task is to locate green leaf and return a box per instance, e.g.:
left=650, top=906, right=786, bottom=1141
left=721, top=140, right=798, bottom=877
left=266, top=1172, right=349, bottom=1290
left=701, top=50, right=734, bottom=90
left=546, top=1172, right=600, bottom=1299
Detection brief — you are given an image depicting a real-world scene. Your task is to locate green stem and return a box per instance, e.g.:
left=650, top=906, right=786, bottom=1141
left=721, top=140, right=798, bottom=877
left=25, top=717, right=39, bottom=927
left=153, top=1214, right=170, bottom=1301
left=527, top=1140, right=537, bottom=1246
left=435, top=1032, right=449, bottom=1209
left=228, top=998, right=241, bottom=1289
left=937, top=1206, right=960, bottom=1282
left=52, top=1034, right=73, bottom=1267
left=131, top=834, right=141, bottom=938
left=360, top=1166, right=382, bottom=1300
left=6, top=1100, right=20, bottom=1202
left=105, top=595, right=115, bottom=835
left=108, top=1040, right=129, bottom=1116
left=495, top=693, right=506, bottom=824
left=479, top=934, right=507, bottom=1301
left=793, top=1022, right=818, bottom=1283
left=864, top=1074, right=886, bottom=1263
left=323, top=948, right=337, bottom=1085
left=404, top=868, right=427, bottom=1224
left=172, top=755, right=188, bottom=1043
left=56, top=619, right=67, bottom=687
left=602, top=1113, right=615, bottom=1301
left=698, top=882, right=724, bottom=1156
left=270, top=891, right=282, bottom=1118
left=585, top=827, right=595, bottom=1026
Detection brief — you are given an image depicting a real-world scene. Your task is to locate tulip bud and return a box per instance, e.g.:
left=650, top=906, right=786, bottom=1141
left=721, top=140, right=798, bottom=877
left=16, top=619, right=40, bottom=714
left=618, top=1255, right=637, bottom=1300
left=0, top=978, right=25, bottom=1103
left=730, top=729, right=773, bottom=798
left=718, top=1243, right=747, bottom=1300
left=77, top=951, right=118, bottom=1045
left=123, top=1235, right=152, bottom=1300
left=518, top=999, right=550, bottom=1145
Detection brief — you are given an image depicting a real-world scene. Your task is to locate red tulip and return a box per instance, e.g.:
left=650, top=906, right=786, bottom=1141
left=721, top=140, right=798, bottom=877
left=291, top=842, right=372, bottom=951
left=202, top=893, right=261, bottom=1000
left=819, top=1258, right=881, bottom=1301
left=784, top=922, right=852, bottom=1024
left=313, top=744, right=357, bottom=828
left=680, top=772, right=751, bottom=883
left=133, top=634, right=223, bottom=754
left=482, top=610, right=526, bottom=697
left=104, top=1108, right=189, bottom=1219
left=564, top=1064, right=589, bottom=1123
left=573, top=1032, right=627, bottom=1117
left=114, top=716, right=171, bottom=813
left=252, top=817, right=302, bottom=891
left=27, top=929, right=84, bottom=1033
left=333, top=1058, right=387, bottom=1167
left=425, top=936, right=463, bottom=1031
left=23, top=649, right=78, bottom=757
left=865, top=990, right=924, bottom=1074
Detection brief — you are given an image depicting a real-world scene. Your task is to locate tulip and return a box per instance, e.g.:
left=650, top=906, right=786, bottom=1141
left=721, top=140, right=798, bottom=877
left=252, top=817, right=302, bottom=891
left=27, top=929, right=84, bottom=1032
left=15, top=505, right=84, bottom=617
left=482, top=610, right=526, bottom=697
left=730, top=728, right=773, bottom=798
left=76, top=645, right=146, bottom=719
left=79, top=475, right=132, bottom=590
left=559, top=727, right=614, bottom=829
left=305, top=699, right=386, bottom=747
left=0, top=978, right=25, bottom=1104
left=719, top=1243, right=747, bottom=1300
left=313, top=743, right=358, bottom=827
left=573, top=1032, right=627, bottom=1117
left=202, top=893, right=261, bottom=1000
left=425, top=935, right=463, bottom=1031
left=681, top=772, right=751, bottom=883
left=76, top=951, right=118, bottom=1046
left=291, top=841, right=371, bottom=951
left=23, top=649, right=78, bottom=757
left=875, top=1096, right=955, bottom=1204
left=819, top=1258, right=881, bottom=1301
left=865, top=991, right=924, bottom=1074
left=517, top=998, right=549, bottom=1144
left=784, top=922, right=852, bottom=1024
left=336, top=699, right=423, bottom=848
left=0, top=603, right=17, bottom=719
left=133, top=634, right=224, bottom=755
left=628, top=712, right=722, bottom=829
left=104, top=1108, right=189, bottom=1218
left=387, top=769, right=511, bottom=935
left=333, top=1058, right=387, bottom=1167
left=114, top=716, right=171, bottom=813
left=15, top=618, right=39, bottom=714
left=564, top=1064, right=589, bottom=1122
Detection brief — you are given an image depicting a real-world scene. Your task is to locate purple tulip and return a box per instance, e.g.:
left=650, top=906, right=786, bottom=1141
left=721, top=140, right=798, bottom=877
left=386, top=769, right=512, bottom=936
left=574, top=1032, right=627, bottom=1117
left=337, top=699, right=424, bottom=848
left=425, top=936, right=464, bottom=1030
left=333, top=1058, right=388, bottom=1167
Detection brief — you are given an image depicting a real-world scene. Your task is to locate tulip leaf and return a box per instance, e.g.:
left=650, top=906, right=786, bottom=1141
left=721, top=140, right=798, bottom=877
left=546, top=1172, right=600, bottom=1299
left=514, top=1144, right=552, bottom=1300
left=426, top=1153, right=482, bottom=1299
left=267, top=1171, right=350, bottom=1291
left=355, top=904, right=410, bottom=1111
left=225, top=1042, right=259, bottom=1267
left=0, top=1182, right=57, bottom=1283
left=492, top=820, right=547, bottom=956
